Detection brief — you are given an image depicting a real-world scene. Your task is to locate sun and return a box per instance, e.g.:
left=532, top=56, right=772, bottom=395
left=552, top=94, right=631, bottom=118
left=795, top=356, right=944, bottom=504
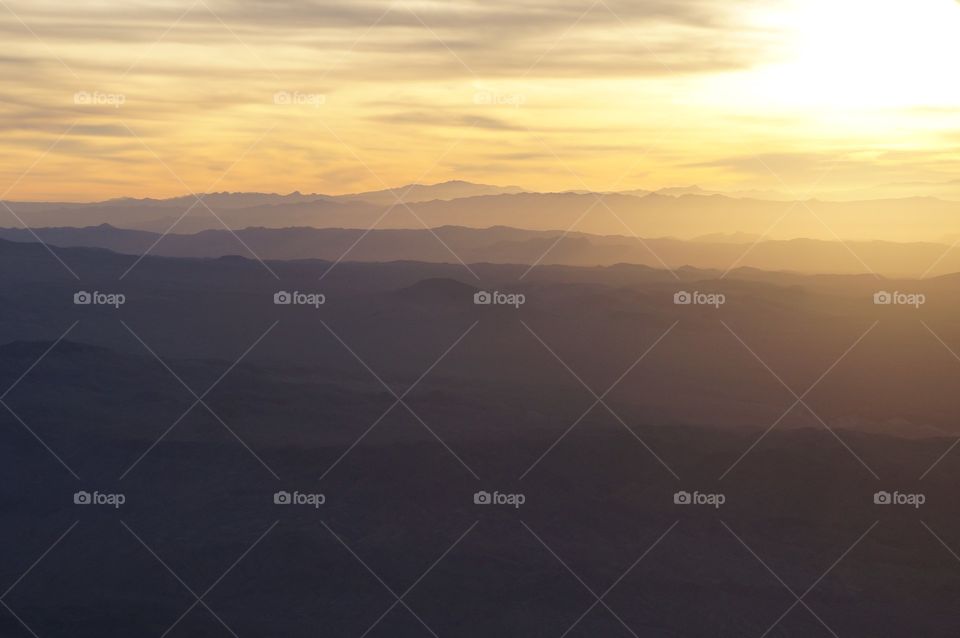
left=771, top=0, right=960, bottom=109
left=713, top=0, right=960, bottom=114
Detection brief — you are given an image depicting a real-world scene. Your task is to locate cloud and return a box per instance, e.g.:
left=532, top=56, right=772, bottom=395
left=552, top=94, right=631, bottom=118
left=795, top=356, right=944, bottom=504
left=367, top=110, right=522, bottom=131
left=688, top=152, right=837, bottom=176
left=13, top=0, right=755, bottom=34
left=0, top=0, right=952, bottom=199
left=683, top=150, right=960, bottom=194
left=0, top=0, right=780, bottom=80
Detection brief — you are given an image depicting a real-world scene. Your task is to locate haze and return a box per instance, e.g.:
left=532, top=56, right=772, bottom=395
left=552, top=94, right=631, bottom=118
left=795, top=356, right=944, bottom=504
left=2, top=0, right=960, bottom=201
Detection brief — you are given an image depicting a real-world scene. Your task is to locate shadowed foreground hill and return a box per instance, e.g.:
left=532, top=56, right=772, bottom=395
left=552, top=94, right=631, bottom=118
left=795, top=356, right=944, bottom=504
left=3, top=237, right=960, bottom=438
left=3, top=239, right=960, bottom=636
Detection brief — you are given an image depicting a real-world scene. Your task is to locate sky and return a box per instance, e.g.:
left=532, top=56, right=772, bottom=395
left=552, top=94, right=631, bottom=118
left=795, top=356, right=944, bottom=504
left=1, top=0, right=959, bottom=201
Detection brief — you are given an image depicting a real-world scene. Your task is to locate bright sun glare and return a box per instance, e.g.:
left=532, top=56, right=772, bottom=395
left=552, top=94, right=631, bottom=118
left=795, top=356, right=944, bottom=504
left=751, top=0, right=960, bottom=110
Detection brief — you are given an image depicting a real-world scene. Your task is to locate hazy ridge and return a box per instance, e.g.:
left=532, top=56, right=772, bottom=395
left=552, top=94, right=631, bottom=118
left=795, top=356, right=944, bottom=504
left=4, top=181, right=960, bottom=244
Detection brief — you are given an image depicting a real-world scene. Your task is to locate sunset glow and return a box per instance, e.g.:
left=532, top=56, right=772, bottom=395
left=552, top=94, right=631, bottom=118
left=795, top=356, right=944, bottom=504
left=1, top=0, right=959, bottom=200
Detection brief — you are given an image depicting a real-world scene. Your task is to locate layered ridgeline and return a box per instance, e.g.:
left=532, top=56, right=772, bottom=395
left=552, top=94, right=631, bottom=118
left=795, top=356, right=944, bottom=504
left=3, top=236, right=960, bottom=637
left=4, top=181, right=960, bottom=276
left=2, top=235, right=959, bottom=439
left=1, top=224, right=959, bottom=278
left=3, top=181, right=960, bottom=242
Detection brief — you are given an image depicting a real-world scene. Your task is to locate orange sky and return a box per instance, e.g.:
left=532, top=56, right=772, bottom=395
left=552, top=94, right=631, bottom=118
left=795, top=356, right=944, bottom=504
left=1, top=0, right=959, bottom=201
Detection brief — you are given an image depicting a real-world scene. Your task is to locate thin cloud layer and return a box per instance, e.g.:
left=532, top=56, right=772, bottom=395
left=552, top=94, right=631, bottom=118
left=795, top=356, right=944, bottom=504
left=0, top=0, right=957, bottom=199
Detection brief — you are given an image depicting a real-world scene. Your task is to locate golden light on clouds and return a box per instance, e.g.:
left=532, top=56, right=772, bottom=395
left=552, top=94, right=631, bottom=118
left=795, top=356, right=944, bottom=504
left=0, top=0, right=958, bottom=200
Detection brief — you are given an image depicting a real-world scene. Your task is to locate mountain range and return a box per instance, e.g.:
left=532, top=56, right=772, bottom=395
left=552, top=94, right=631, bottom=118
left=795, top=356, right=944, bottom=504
left=2, top=223, right=959, bottom=277
left=4, top=181, right=960, bottom=244
left=4, top=224, right=960, bottom=637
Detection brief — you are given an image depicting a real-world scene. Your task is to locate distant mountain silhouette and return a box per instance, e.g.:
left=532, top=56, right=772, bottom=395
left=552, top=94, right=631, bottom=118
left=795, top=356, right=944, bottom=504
left=104, top=191, right=335, bottom=209
left=2, top=223, right=960, bottom=276
left=340, top=180, right=527, bottom=205
left=4, top=187, right=960, bottom=243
